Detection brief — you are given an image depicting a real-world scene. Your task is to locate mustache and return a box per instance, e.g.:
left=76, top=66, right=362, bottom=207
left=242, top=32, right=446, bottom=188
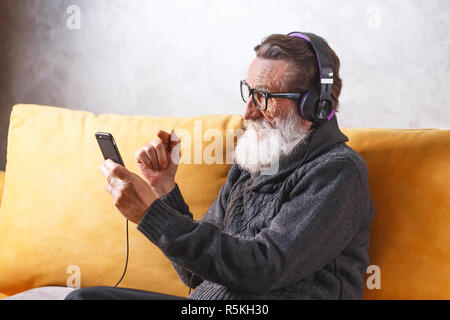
left=243, top=118, right=276, bottom=131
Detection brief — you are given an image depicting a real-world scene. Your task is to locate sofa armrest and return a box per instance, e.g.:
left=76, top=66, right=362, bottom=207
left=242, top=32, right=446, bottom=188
left=0, top=171, right=5, bottom=207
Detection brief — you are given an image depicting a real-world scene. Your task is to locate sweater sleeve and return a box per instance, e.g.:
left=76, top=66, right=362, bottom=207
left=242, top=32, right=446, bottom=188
left=158, top=184, right=197, bottom=287
left=138, top=159, right=367, bottom=294
left=160, top=184, right=191, bottom=217
left=155, top=167, right=241, bottom=289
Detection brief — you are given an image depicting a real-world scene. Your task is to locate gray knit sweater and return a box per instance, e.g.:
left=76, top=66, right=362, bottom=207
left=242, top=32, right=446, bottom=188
left=137, top=115, right=375, bottom=300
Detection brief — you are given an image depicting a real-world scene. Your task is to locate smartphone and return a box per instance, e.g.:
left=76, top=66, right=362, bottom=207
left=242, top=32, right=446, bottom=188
left=95, top=132, right=125, bottom=166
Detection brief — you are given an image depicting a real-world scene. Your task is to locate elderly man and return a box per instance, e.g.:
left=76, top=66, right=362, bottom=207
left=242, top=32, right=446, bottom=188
left=66, top=32, right=375, bottom=300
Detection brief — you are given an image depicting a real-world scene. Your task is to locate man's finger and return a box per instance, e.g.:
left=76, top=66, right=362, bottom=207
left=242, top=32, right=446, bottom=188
left=157, top=130, right=171, bottom=147
left=136, top=148, right=153, bottom=169
left=157, top=129, right=180, bottom=151
left=153, top=140, right=168, bottom=169
left=170, top=140, right=182, bottom=165
left=105, top=181, right=113, bottom=195
left=168, top=130, right=181, bottom=152
left=104, top=159, right=128, bottom=180
left=146, top=146, right=160, bottom=170
left=99, top=167, right=117, bottom=190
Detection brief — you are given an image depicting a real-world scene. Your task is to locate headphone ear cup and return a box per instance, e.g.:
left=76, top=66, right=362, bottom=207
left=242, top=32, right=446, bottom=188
left=316, top=99, right=334, bottom=121
left=299, top=90, right=320, bottom=123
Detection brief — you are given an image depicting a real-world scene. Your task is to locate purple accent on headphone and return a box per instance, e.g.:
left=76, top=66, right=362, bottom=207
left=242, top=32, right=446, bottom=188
left=299, top=91, right=310, bottom=117
left=327, top=109, right=335, bottom=120
left=288, top=32, right=310, bottom=42
left=288, top=32, right=322, bottom=78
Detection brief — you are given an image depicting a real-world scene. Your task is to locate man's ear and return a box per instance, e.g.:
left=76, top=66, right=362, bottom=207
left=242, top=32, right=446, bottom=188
left=300, top=117, right=314, bottom=131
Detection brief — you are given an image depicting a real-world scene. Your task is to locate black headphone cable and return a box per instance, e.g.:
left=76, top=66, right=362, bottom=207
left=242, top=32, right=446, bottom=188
left=114, top=219, right=129, bottom=288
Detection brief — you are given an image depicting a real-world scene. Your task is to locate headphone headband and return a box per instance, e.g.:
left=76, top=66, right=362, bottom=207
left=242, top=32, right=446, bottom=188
left=287, top=31, right=335, bottom=121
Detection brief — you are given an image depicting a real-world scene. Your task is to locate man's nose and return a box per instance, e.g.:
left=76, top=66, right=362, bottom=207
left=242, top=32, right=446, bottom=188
left=243, top=100, right=262, bottom=121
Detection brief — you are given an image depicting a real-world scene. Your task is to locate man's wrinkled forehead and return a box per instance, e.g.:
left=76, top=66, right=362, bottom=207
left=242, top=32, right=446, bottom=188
left=246, top=57, right=289, bottom=91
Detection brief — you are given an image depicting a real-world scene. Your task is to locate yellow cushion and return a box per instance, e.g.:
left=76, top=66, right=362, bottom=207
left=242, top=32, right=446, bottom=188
left=0, top=171, right=5, bottom=208
left=342, top=127, right=450, bottom=299
left=0, top=104, right=242, bottom=296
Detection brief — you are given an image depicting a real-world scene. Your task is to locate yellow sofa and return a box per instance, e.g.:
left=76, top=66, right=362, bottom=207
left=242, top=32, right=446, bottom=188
left=0, top=104, right=449, bottom=299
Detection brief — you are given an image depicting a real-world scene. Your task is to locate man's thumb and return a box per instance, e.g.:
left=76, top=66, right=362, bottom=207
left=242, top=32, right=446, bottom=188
left=170, top=130, right=179, bottom=142
left=169, top=130, right=181, bottom=165
left=169, top=130, right=180, bottom=149
left=157, top=130, right=171, bottom=146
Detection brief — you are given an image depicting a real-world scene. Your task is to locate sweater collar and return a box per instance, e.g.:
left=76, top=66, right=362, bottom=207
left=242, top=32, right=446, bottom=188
left=249, top=114, right=349, bottom=189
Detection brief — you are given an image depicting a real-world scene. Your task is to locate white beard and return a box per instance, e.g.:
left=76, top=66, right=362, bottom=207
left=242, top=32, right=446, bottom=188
left=234, top=111, right=311, bottom=175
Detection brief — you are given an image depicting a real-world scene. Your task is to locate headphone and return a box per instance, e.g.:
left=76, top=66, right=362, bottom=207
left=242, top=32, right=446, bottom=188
left=287, top=32, right=335, bottom=123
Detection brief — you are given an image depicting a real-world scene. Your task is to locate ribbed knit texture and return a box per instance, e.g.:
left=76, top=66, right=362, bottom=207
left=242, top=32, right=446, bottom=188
left=160, top=184, right=190, bottom=216
left=137, top=115, right=375, bottom=300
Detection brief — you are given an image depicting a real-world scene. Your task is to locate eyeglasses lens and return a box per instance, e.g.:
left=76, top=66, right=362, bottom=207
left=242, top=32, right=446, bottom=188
left=253, top=90, right=266, bottom=110
left=240, top=82, right=250, bottom=103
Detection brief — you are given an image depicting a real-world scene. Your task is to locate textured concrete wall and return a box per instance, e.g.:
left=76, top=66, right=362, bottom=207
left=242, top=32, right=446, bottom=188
left=0, top=0, right=449, bottom=170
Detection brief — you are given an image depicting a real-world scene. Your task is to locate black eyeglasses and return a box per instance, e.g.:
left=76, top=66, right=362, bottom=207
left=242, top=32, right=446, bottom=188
left=240, top=80, right=303, bottom=111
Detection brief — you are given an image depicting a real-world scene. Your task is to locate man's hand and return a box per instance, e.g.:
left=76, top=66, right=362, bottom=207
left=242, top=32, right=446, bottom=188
left=135, top=130, right=180, bottom=198
left=99, top=159, right=157, bottom=224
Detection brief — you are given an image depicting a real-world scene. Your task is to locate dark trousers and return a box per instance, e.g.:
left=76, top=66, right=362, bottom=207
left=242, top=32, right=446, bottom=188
left=65, top=286, right=191, bottom=300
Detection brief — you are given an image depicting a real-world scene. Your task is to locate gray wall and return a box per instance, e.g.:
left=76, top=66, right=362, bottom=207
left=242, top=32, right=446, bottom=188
left=1, top=0, right=449, bottom=170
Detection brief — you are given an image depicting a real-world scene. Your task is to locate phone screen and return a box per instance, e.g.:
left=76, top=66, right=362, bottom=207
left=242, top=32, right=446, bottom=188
left=95, top=132, right=125, bottom=166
